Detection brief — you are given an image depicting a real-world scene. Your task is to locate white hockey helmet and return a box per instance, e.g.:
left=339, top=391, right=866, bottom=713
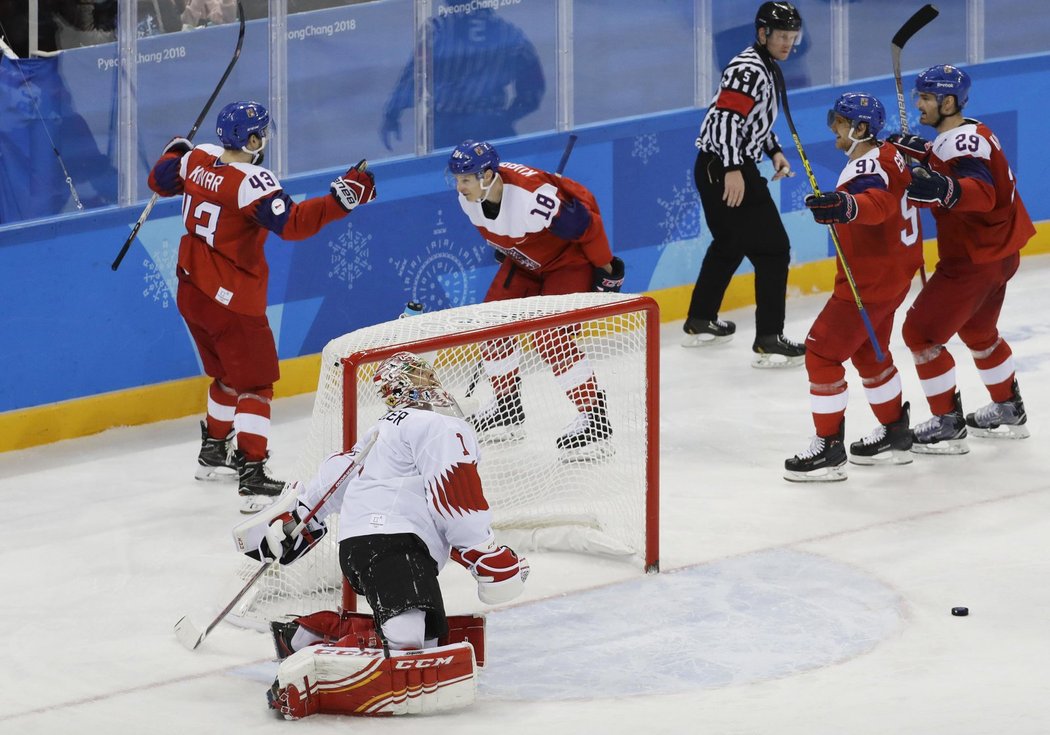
left=373, top=351, right=455, bottom=411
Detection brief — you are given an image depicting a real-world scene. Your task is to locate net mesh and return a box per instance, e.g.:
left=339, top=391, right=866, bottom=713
left=230, top=293, right=656, bottom=626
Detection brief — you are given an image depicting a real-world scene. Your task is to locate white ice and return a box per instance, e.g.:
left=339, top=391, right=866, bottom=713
left=3, top=256, right=1050, bottom=735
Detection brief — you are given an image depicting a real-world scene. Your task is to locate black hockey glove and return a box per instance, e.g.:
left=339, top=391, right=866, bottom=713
left=592, top=256, right=625, bottom=293
left=886, top=133, right=932, bottom=163
left=907, top=166, right=960, bottom=209
left=804, top=191, right=858, bottom=225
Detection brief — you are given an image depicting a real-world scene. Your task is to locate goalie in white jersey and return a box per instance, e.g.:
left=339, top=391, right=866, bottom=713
left=233, top=351, right=529, bottom=719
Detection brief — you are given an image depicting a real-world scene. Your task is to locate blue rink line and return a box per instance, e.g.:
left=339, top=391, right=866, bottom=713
left=480, top=549, right=904, bottom=700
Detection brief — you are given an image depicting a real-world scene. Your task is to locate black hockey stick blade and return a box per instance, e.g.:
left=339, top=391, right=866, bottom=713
left=112, top=0, right=246, bottom=271
left=892, top=4, right=939, bottom=49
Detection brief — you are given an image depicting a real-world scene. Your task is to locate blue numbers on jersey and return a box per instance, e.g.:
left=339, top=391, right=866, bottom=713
left=248, top=171, right=277, bottom=191
left=853, top=158, right=878, bottom=176
left=954, top=133, right=981, bottom=153
left=529, top=192, right=557, bottom=220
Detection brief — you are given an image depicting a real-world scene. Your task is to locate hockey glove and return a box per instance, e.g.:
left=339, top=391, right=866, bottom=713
left=451, top=541, right=529, bottom=604
left=162, top=136, right=192, bottom=157
left=886, top=133, right=932, bottom=163
left=907, top=166, right=960, bottom=209
left=330, top=160, right=377, bottom=212
left=592, top=256, right=625, bottom=293
left=804, top=191, right=858, bottom=225
left=493, top=249, right=507, bottom=263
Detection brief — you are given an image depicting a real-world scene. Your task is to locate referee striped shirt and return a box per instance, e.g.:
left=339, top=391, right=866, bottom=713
left=696, top=44, right=783, bottom=171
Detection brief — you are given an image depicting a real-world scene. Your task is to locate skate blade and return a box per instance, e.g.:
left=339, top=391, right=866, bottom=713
left=681, top=333, right=733, bottom=348
left=849, top=449, right=913, bottom=466
left=751, top=353, right=805, bottom=369
left=783, top=465, right=847, bottom=482
left=910, top=438, right=969, bottom=455
left=195, top=465, right=238, bottom=481
left=968, top=424, right=1030, bottom=440
left=559, top=441, right=616, bottom=463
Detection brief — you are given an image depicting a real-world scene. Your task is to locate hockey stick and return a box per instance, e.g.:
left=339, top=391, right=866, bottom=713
left=771, top=65, right=886, bottom=363
left=111, top=1, right=246, bottom=272
left=173, top=431, right=378, bottom=651
left=892, top=4, right=938, bottom=286
left=464, top=133, right=579, bottom=399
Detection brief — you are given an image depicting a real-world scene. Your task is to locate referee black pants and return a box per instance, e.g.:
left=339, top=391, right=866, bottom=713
left=688, top=151, right=791, bottom=337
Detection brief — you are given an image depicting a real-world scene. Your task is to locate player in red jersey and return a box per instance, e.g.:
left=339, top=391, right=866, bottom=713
left=784, top=93, right=924, bottom=482
left=888, top=65, right=1035, bottom=455
left=447, top=140, right=624, bottom=459
left=148, top=100, right=376, bottom=511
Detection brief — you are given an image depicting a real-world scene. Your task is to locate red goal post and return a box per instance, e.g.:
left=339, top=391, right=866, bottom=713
left=231, top=293, right=658, bottom=628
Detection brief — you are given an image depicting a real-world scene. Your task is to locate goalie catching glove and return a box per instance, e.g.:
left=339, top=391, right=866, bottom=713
left=232, top=484, right=327, bottom=565
left=450, top=540, right=529, bottom=604
left=330, top=159, right=377, bottom=212
left=592, top=256, right=625, bottom=293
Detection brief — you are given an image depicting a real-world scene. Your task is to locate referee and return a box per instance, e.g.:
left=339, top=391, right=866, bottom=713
left=683, top=1, right=806, bottom=369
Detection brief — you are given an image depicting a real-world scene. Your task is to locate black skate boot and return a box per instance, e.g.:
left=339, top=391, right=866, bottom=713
left=236, top=450, right=287, bottom=513
left=557, top=391, right=614, bottom=461
left=752, top=334, right=806, bottom=369
left=195, top=421, right=237, bottom=481
left=270, top=620, right=300, bottom=660
left=784, top=422, right=847, bottom=482
left=850, top=402, right=914, bottom=465
left=681, top=317, right=736, bottom=347
left=965, top=379, right=1030, bottom=439
left=911, top=391, right=968, bottom=455
left=468, top=378, right=526, bottom=442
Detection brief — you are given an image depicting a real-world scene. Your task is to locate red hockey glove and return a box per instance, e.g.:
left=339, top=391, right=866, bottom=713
left=330, top=159, right=377, bottom=212
left=451, top=542, right=529, bottom=604
left=592, top=256, right=625, bottom=293
left=907, top=166, right=960, bottom=209
left=804, top=191, right=858, bottom=224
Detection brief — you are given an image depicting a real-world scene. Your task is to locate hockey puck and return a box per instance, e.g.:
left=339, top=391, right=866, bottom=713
left=951, top=606, right=969, bottom=616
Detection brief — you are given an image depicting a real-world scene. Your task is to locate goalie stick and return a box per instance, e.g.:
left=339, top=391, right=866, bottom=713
left=173, top=431, right=378, bottom=651
left=891, top=4, right=938, bottom=286
left=111, top=0, right=246, bottom=272
left=464, top=132, right=579, bottom=399
left=771, top=65, right=885, bottom=363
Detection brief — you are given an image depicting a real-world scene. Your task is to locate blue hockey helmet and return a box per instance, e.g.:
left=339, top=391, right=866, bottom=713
left=915, top=65, right=970, bottom=110
left=755, top=2, right=802, bottom=34
left=448, top=140, right=500, bottom=177
left=827, top=92, right=886, bottom=138
left=216, top=101, right=270, bottom=150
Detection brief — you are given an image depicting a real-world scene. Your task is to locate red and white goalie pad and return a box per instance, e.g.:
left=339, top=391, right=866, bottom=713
left=271, top=642, right=477, bottom=719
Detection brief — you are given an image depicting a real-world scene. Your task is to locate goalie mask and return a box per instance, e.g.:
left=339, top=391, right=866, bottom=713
left=374, top=352, right=456, bottom=412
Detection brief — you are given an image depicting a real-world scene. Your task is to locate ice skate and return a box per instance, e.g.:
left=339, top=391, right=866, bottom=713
left=467, top=382, right=526, bottom=443
left=965, top=379, right=1030, bottom=439
left=784, top=423, right=847, bottom=482
left=236, top=451, right=287, bottom=513
left=911, top=392, right=969, bottom=455
left=194, top=421, right=237, bottom=481
left=752, top=333, right=805, bottom=369
left=557, top=392, right=614, bottom=462
left=270, top=620, right=300, bottom=660
left=681, top=317, right=736, bottom=347
left=850, top=402, right=914, bottom=465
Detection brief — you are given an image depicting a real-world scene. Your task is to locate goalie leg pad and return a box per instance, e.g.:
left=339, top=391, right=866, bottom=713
left=271, top=642, right=477, bottom=719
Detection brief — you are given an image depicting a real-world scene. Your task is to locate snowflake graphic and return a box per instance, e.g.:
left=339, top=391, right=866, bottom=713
left=789, top=178, right=811, bottom=211
left=655, top=169, right=702, bottom=245
left=328, top=222, right=373, bottom=287
left=632, top=133, right=660, bottom=165
left=881, top=108, right=922, bottom=137
left=141, top=238, right=176, bottom=309
left=388, top=209, right=487, bottom=310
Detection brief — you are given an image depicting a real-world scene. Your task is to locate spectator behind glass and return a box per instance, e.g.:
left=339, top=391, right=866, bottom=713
left=380, top=0, right=545, bottom=151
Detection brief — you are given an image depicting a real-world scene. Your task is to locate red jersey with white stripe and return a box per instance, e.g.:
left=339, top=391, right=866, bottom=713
left=148, top=143, right=348, bottom=316
left=833, top=143, right=924, bottom=303
left=925, top=120, right=1034, bottom=264
left=457, top=162, right=613, bottom=274
left=298, top=407, right=495, bottom=567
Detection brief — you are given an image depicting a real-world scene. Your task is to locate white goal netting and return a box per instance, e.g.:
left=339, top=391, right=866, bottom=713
left=230, top=293, right=658, bottom=627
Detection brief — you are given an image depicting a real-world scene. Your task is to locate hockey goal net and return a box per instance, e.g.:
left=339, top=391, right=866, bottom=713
left=229, top=293, right=659, bottom=627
